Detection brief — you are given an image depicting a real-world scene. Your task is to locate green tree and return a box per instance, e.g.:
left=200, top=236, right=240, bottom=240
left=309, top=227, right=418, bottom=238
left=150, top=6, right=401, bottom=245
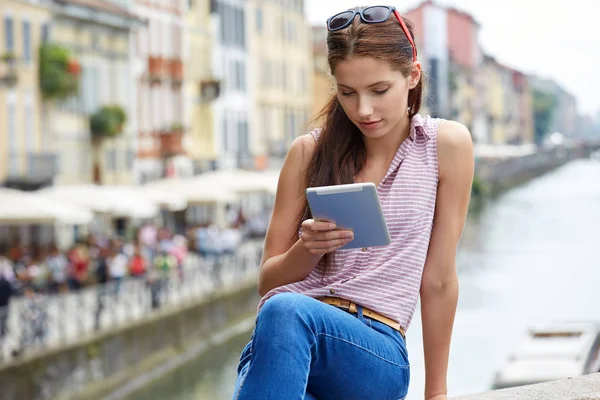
left=90, top=105, right=127, bottom=183
left=532, top=89, right=555, bottom=144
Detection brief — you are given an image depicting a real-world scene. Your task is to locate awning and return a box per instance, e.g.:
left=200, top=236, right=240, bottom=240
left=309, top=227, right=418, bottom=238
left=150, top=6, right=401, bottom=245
left=38, top=185, right=159, bottom=219
left=0, top=188, right=94, bottom=225
left=143, top=178, right=237, bottom=205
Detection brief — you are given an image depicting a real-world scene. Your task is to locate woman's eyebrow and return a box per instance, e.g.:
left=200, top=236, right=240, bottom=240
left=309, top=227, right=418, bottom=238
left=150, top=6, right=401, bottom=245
left=337, top=80, right=392, bottom=90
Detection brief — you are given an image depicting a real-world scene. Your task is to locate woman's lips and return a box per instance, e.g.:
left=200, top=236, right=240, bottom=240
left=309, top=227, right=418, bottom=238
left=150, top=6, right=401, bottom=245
left=359, top=120, right=382, bottom=129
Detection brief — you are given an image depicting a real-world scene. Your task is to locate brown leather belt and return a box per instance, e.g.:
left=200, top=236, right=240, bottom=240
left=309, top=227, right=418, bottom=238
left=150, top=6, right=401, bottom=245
left=320, top=297, right=405, bottom=338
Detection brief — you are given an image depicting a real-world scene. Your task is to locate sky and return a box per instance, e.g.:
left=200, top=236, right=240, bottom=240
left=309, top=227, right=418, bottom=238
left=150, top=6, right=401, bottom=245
left=306, top=0, right=600, bottom=116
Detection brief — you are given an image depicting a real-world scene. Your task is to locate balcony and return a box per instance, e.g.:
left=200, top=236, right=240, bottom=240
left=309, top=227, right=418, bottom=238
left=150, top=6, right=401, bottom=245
left=159, top=129, right=185, bottom=157
left=3, top=152, right=58, bottom=189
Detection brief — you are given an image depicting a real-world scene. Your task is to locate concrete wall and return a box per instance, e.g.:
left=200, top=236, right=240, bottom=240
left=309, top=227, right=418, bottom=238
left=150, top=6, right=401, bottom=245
left=451, top=373, right=600, bottom=400
left=0, top=283, right=260, bottom=400
left=474, top=144, right=594, bottom=197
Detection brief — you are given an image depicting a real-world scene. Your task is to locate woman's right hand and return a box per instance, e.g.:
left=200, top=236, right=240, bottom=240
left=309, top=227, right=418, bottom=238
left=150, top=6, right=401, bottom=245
left=299, top=219, right=354, bottom=255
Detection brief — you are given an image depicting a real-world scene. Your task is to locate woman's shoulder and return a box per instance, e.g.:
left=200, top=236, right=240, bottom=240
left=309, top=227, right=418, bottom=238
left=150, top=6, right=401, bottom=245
left=436, top=119, right=472, bottom=149
left=287, top=130, right=320, bottom=163
left=434, top=119, right=474, bottom=179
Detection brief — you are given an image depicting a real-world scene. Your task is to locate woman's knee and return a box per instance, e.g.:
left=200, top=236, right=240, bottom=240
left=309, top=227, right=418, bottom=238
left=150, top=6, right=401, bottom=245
left=257, top=293, right=314, bottom=328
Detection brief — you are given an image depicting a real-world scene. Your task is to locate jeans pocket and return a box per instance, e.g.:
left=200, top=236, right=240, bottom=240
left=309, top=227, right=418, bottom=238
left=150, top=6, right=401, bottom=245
left=237, top=340, right=253, bottom=374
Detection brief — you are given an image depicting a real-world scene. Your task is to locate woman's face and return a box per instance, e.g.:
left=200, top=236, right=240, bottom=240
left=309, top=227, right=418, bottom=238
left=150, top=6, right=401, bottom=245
left=334, top=56, right=419, bottom=139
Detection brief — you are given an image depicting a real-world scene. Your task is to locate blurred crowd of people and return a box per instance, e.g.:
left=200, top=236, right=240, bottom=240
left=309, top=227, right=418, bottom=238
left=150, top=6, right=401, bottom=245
left=0, top=223, right=189, bottom=298
left=0, top=205, right=267, bottom=358
left=0, top=223, right=191, bottom=355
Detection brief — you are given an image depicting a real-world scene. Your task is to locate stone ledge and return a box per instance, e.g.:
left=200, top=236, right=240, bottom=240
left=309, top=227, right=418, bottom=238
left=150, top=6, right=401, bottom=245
left=451, top=373, right=600, bottom=400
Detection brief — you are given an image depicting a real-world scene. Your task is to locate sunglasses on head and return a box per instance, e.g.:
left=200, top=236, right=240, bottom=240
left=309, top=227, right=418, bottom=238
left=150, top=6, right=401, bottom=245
left=326, top=5, right=417, bottom=62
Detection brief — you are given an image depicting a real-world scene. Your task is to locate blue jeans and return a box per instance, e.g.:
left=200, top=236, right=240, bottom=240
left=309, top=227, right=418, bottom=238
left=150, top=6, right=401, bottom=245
left=232, top=293, right=410, bottom=400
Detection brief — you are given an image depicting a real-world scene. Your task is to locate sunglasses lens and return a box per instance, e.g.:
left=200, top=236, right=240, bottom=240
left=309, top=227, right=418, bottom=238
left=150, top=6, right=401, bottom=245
left=363, top=6, right=391, bottom=22
left=328, top=11, right=354, bottom=30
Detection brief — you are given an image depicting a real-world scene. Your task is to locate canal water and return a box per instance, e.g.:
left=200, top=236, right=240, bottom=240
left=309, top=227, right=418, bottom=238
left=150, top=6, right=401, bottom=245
left=124, top=159, right=600, bottom=400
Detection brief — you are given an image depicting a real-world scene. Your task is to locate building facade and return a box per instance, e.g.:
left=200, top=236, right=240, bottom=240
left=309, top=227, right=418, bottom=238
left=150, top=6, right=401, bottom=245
left=132, top=0, right=189, bottom=183
left=249, top=0, right=312, bottom=169
left=511, top=69, right=534, bottom=144
left=48, top=0, right=143, bottom=185
left=185, top=0, right=219, bottom=172
left=0, top=0, right=54, bottom=190
left=482, top=55, right=508, bottom=145
left=404, top=1, right=450, bottom=119
left=405, top=1, right=486, bottom=141
left=209, top=0, right=252, bottom=170
left=311, top=25, right=330, bottom=120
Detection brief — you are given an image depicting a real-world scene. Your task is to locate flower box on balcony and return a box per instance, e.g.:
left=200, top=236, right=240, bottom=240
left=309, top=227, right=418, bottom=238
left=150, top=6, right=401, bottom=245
left=170, top=59, right=183, bottom=83
left=159, top=130, right=185, bottom=156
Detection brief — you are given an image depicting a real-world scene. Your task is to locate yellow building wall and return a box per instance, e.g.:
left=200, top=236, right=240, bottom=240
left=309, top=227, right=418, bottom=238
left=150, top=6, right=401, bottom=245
left=484, top=64, right=507, bottom=145
left=249, top=0, right=313, bottom=164
left=312, top=70, right=332, bottom=120
left=311, top=49, right=333, bottom=122
left=521, top=83, right=535, bottom=144
left=0, top=1, right=51, bottom=183
left=51, top=16, right=134, bottom=185
left=186, top=0, right=216, bottom=163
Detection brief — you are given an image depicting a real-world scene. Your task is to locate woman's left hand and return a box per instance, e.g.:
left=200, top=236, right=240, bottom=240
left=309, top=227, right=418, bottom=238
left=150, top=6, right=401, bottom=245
left=426, top=395, right=447, bottom=400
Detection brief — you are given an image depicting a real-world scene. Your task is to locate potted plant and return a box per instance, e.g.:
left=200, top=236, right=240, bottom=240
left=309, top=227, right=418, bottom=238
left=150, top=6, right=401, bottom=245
left=39, top=44, right=79, bottom=100
left=171, top=122, right=184, bottom=133
left=1, top=52, right=16, bottom=63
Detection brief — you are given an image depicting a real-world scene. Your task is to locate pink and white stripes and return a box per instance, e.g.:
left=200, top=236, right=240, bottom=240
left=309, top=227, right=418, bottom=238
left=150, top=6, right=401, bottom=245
left=258, top=114, right=440, bottom=332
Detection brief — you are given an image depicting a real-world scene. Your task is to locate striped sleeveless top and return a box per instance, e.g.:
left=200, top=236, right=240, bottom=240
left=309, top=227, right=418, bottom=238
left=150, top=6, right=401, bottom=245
left=258, top=114, right=441, bottom=332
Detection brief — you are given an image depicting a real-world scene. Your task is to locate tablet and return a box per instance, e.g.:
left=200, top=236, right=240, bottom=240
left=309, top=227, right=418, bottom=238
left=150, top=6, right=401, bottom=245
left=305, top=182, right=391, bottom=250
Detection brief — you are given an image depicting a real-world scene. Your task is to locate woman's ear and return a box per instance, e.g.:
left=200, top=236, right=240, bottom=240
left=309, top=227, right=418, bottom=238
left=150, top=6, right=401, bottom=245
left=409, top=61, right=422, bottom=89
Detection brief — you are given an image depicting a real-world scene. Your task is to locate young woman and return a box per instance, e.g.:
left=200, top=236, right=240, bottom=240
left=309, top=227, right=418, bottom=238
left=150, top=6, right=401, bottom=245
left=232, top=5, right=474, bottom=400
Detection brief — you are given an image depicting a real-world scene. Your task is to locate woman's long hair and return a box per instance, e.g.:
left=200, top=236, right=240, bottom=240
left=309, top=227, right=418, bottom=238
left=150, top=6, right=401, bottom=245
left=297, top=11, right=424, bottom=270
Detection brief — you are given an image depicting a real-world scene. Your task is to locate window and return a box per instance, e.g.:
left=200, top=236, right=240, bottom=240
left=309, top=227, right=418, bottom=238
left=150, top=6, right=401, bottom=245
left=238, top=7, right=246, bottom=49
left=41, top=22, right=51, bottom=43
left=232, top=61, right=239, bottom=90
left=22, top=21, right=31, bottom=64
left=282, top=64, right=287, bottom=90
left=105, top=149, right=117, bottom=171
left=256, top=7, right=263, bottom=33
left=7, top=96, right=18, bottom=174
left=220, top=3, right=229, bottom=44
left=4, top=16, right=14, bottom=52
left=80, top=64, right=99, bottom=115
left=25, top=92, right=35, bottom=152
left=222, top=116, right=229, bottom=152
left=239, top=61, right=246, bottom=91
left=127, top=150, right=135, bottom=169
left=238, top=118, right=249, bottom=154
left=210, top=0, right=218, bottom=13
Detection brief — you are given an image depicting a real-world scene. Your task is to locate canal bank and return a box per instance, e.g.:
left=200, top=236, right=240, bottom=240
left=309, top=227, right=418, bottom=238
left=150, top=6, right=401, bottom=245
left=0, top=282, right=260, bottom=400
left=472, top=145, right=589, bottom=197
